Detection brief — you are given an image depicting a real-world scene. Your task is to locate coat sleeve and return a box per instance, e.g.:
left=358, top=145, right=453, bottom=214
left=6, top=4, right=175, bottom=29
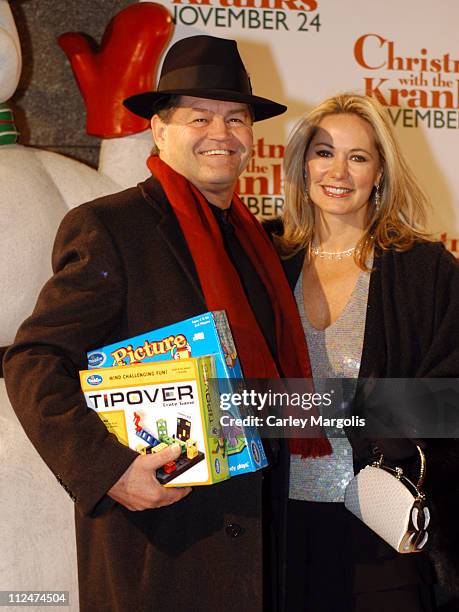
left=417, top=246, right=459, bottom=592
left=3, top=203, right=138, bottom=516
left=352, top=244, right=459, bottom=454
left=417, top=244, right=459, bottom=377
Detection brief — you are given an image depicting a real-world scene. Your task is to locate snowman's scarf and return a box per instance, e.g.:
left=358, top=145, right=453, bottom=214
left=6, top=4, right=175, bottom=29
left=0, top=103, right=18, bottom=145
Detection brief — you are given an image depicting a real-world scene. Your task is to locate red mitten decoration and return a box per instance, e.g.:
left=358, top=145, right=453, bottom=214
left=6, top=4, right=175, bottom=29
left=58, top=3, right=173, bottom=137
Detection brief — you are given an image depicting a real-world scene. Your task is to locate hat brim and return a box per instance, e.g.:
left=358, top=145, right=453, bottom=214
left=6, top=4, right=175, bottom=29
left=123, top=89, right=286, bottom=122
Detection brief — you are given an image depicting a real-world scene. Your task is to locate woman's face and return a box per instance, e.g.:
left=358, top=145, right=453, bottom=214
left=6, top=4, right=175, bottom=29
left=305, top=113, right=382, bottom=225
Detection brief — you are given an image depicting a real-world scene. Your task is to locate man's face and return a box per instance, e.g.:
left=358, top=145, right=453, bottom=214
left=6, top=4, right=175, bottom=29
left=151, top=96, right=253, bottom=207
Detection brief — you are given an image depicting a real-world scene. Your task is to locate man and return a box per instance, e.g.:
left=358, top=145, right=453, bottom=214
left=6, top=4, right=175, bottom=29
left=4, top=35, right=310, bottom=611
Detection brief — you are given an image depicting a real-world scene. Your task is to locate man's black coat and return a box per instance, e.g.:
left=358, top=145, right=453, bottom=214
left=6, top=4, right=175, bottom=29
left=4, top=177, right=263, bottom=612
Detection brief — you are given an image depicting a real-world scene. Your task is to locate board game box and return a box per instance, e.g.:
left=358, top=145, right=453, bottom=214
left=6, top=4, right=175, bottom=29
left=80, top=357, right=230, bottom=487
left=87, top=311, right=268, bottom=475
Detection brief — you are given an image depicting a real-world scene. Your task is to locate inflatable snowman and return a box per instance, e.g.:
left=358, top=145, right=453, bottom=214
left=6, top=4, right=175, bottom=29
left=0, top=2, right=124, bottom=606
left=57, top=2, right=173, bottom=188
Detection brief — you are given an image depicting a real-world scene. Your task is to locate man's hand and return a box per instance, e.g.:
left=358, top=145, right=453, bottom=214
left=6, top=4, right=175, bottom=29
left=108, top=444, right=192, bottom=511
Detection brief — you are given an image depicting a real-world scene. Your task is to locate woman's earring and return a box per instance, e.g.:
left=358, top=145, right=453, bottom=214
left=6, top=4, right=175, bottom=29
left=374, top=183, right=381, bottom=214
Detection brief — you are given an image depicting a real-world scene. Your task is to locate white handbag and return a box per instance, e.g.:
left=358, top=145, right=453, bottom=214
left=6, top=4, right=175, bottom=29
left=344, top=445, right=430, bottom=553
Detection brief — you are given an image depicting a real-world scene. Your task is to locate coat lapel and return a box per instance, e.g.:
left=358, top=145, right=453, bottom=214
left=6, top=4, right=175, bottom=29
left=139, top=177, right=205, bottom=303
left=283, top=249, right=305, bottom=291
left=359, top=248, right=387, bottom=378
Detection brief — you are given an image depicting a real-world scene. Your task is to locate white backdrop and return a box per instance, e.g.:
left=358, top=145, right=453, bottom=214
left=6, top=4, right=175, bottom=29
left=143, top=0, right=459, bottom=255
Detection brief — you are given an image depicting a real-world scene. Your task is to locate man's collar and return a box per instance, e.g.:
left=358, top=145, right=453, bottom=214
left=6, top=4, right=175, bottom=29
left=207, top=200, right=232, bottom=225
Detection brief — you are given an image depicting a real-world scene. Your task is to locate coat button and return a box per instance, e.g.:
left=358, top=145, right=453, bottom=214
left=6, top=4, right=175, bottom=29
left=225, top=523, right=244, bottom=538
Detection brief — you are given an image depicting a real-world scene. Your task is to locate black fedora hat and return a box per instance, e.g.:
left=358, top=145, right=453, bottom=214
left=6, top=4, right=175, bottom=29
left=123, top=35, right=286, bottom=122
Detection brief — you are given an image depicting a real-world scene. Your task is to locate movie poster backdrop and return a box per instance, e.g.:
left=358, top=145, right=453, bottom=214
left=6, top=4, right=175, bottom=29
left=141, top=0, right=459, bottom=255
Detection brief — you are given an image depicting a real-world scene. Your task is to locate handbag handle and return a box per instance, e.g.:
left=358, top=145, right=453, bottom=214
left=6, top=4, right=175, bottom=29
left=416, top=445, right=426, bottom=490
left=374, top=444, right=426, bottom=491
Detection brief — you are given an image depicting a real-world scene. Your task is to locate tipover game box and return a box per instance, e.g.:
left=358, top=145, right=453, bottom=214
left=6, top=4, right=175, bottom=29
left=87, top=311, right=268, bottom=476
left=80, top=357, right=230, bottom=487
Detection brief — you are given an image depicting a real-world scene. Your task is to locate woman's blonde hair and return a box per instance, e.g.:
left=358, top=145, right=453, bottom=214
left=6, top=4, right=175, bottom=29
left=279, top=93, right=431, bottom=267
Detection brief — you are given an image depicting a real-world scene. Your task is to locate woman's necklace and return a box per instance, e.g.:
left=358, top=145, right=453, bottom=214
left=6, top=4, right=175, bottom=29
left=310, top=244, right=358, bottom=260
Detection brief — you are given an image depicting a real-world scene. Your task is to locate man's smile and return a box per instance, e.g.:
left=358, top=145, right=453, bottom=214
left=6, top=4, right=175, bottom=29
left=200, top=149, right=234, bottom=156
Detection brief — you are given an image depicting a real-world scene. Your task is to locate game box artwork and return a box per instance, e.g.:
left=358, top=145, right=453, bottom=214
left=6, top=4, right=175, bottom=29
left=87, top=311, right=268, bottom=475
left=80, top=357, right=230, bottom=487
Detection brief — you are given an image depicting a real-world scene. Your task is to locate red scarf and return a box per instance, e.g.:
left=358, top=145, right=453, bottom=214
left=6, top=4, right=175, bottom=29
left=148, top=156, right=331, bottom=458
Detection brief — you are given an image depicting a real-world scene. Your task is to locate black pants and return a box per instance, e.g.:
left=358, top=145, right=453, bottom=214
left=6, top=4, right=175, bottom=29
left=285, top=500, right=436, bottom=612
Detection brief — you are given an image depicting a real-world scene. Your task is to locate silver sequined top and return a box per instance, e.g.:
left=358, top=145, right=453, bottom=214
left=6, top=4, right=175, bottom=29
left=289, top=261, right=371, bottom=502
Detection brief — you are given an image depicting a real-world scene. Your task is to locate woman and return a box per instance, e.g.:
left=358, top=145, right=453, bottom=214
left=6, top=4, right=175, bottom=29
left=272, top=94, right=459, bottom=612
